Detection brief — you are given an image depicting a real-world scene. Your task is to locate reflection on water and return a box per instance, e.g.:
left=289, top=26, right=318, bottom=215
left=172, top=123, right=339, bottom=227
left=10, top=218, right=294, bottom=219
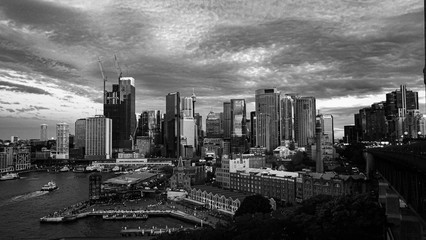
left=0, top=171, right=193, bottom=239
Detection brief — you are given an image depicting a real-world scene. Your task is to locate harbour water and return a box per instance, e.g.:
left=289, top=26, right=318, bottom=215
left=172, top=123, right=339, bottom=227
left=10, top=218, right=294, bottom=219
left=0, top=171, right=193, bottom=239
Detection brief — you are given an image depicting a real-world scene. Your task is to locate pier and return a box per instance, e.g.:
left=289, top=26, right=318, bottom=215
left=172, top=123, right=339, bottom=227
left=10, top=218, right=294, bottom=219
left=40, top=209, right=214, bottom=227
left=120, top=226, right=194, bottom=237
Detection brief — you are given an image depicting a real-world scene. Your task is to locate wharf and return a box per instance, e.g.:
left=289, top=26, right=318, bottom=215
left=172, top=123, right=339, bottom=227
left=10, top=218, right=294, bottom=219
left=120, top=226, right=194, bottom=237
left=40, top=209, right=214, bottom=227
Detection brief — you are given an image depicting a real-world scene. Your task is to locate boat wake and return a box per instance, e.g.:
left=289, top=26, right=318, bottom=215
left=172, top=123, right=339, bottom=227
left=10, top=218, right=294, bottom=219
left=0, top=191, right=50, bottom=207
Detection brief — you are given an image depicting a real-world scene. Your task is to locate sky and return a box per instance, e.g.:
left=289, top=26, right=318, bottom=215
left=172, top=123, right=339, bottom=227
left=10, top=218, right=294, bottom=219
left=0, top=0, right=424, bottom=140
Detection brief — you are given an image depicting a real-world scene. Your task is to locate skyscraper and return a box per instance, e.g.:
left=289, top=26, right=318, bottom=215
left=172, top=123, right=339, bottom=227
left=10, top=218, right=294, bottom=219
left=74, top=119, right=86, bottom=149
left=315, top=116, right=324, bottom=173
left=206, top=111, right=222, bottom=138
left=85, top=115, right=112, bottom=160
left=104, top=77, right=136, bottom=150
left=180, top=96, right=196, bottom=157
left=281, top=94, right=296, bottom=142
left=223, top=102, right=232, bottom=140
left=56, top=122, right=69, bottom=159
left=321, top=114, right=334, bottom=145
left=250, top=111, right=256, bottom=147
left=385, top=85, right=419, bottom=140
left=294, top=97, right=316, bottom=147
left=255, top=88, right=281, bottom=151
left=230, top=99, right=247, bottom=154
left=165, top=92, right=180, bottom=157
left=40, top=124, right=48, bottom=141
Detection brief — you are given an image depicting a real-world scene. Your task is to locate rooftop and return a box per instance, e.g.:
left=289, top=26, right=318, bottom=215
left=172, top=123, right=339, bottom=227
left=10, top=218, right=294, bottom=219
left=103, top=172, right=157, bottom=185
left=191, top=185, right=251, bottom=201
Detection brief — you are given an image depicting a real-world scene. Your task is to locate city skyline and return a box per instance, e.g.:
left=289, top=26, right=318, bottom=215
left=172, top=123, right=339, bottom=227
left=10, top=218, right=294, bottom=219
left=0, top=0, right=424, bottom=140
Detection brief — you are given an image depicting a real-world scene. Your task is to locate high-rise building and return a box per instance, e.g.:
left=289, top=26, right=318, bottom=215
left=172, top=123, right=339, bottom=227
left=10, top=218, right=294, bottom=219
left=85, top=115, right=112, bottom=160
left=344, top=125, right=357, bottom=143
left=294, top=97, right=316, bottom=147
left=281, top=94, right=296, bottom=142
left=230, top=99, right=247, bottom=154
left=74, top=119, right=86, bottom=149
left=181, top=97, right=196, bottom=158
left=165, top=92, right=181, bottom=157
left=56, top=122, right=69, bottom=159
left=194, top=113, right=203, bottom=156
left=104, top=77, right=136, bottom=150
left=321, top=114, right=334, bottom=145
left=206, top=111, right=222, bottom=138
left=40, top=124, right=48, bottom=141
left=223, top=102, right=231, bottom=140
left=250, top=111, right=256, bottom=147
left=385, top=85, right=419, bottom=141
left=255, top=88, right=281, bottom=152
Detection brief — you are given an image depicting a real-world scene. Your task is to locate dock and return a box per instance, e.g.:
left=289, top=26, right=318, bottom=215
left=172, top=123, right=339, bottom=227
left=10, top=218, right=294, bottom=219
left=120, top=226, right=193, bottom=237
left=40, top=209, right=214, bottom=227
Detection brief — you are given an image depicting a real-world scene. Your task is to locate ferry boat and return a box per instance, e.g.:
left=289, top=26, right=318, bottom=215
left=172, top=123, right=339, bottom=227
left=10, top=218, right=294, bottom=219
left=0, top=173, right=20, bottom=181
left=59, top=166, right=70, bottom=172
left=41, top=181, right=58, bottom=191
left=73, top=166, right=85, bottom=173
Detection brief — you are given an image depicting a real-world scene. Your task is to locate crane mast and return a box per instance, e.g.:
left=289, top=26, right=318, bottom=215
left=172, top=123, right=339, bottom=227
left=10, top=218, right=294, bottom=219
left=97, top=57, right=107, bottom=113
left=114, top=54, right=122, bottom=83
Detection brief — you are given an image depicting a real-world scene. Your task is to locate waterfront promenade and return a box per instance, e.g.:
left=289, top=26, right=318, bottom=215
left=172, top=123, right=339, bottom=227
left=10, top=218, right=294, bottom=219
left=40, top=198, right=218, bottom=228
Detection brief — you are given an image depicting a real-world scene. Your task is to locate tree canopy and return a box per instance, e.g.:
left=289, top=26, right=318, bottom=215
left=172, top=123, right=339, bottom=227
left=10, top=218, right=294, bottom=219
left=234, top=194, right=272, bottom=217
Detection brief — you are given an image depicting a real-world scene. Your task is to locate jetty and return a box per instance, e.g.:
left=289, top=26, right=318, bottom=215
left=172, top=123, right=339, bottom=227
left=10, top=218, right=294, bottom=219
left=40, top=209, right=214, bottom=227
left=120, top=226, right=194, bottom=237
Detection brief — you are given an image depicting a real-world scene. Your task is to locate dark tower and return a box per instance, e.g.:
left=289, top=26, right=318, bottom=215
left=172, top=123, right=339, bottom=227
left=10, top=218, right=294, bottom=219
left=165, top=92, right=181, bottom=158
left=104, top=78, right=136, bottom=151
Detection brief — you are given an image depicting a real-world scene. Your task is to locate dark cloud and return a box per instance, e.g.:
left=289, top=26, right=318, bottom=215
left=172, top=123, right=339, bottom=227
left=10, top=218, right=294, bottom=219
left=0, top=81, right=51, bottom=95
left=6, top=109, right=14, bottom=112
left=30, top=105, right=49, bottom=111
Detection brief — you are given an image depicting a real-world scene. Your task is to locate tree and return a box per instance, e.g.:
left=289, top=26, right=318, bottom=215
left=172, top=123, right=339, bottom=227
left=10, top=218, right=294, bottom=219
left=234, top=194, right=272, bottom=217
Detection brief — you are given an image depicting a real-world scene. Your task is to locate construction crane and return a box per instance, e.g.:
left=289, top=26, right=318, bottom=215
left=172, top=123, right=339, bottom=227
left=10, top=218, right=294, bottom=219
left=114, top=54, right=122, bottom=82
left=97, top=57, right=107, bottom=109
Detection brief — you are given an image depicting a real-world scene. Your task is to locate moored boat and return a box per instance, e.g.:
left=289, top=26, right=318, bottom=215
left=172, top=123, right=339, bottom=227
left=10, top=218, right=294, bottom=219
left=0, top=173, right=20, bottom=181
left=41, top=181, right=58, bottom=191
left=59, top=166, right=70, bottom=172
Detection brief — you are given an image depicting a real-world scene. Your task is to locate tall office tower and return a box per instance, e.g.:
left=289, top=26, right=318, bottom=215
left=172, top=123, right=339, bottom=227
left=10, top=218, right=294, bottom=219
left=321, top=114, right=334, bottom=145
left=180, top=97, right=196, bottom=157
left=255, top=88, right=281, bottom=152
left=250, top=111, right=256, bottom=147
left=85, top=115, right=112, bottom=160
left=315, top=116, right=324, bottom=173
left=281, top=94, right=296, bottom=142
left=385, top=85, right=419, bottom=140
left=137, top=110, right=161, bottom=142
left=194, top=113, right=203, bottom=156
left=104, top=77, right=136, bottom=150
left=230, top=99, right=247, bottom=154
left=56, top=122, right=69, bottom=159
left=40, top=124, right=48, bottom=141
left=223, top=102, right=231, bottom=139
left=294, top=96, right=316, bottom=147
left=74, top=119, right=86, bottom=149
left=206, top=111, right=222, bottom=138
left=165, top=92, right=181, bottom=158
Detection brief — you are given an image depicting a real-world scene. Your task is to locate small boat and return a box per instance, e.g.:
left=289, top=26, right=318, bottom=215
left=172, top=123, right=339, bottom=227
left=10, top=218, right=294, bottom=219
left=0, top=173, right=20, bottom=181
left=73, top=166, right=85, bottom=173
left=59, top=166, right=70, bottom=172
left=85, top=165, right=96, bottom=172
left=41, top=181, right=58, bottom=191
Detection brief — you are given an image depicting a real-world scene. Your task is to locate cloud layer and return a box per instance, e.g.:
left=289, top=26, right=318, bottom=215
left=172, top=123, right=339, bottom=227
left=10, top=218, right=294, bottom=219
left=0, top=0, right=423, bottom=139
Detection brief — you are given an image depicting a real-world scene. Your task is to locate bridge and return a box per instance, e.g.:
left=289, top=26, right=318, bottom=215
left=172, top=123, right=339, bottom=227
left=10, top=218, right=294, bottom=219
left=364, top=141, right=426, bottom=239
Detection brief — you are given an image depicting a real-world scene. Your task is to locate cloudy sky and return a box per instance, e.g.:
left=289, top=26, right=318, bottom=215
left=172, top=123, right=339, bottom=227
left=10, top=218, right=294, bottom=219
left=0, top=0, right=424, bottom=140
